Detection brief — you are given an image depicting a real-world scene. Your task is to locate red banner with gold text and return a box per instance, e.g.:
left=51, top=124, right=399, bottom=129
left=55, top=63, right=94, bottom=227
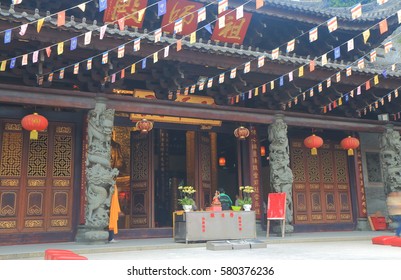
left=211, top=9, right=252, bottom=45
left=161, top=0, right=203, bottom=35
left=103, top=0, right=148, bottom=28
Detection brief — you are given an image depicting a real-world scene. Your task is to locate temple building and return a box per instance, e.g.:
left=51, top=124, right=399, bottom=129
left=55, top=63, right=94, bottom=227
left=0, top=0, right=401, bottom=245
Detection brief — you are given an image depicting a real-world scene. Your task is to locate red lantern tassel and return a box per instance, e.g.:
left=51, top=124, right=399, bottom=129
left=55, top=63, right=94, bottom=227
left=348, top=149, right=354, bottom=156
left=30, top=130, right=38, bottom=140
left=311, top=148, right=317, bottom=155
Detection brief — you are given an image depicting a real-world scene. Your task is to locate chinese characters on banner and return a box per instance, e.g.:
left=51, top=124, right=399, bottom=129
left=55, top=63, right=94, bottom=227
left=249, top=126, right=261, bottom=218
left=211, top=9, right=252, bottom=45
left=161, top=0, right=204, bottom=35
left=103, top=0, right=148, bottom=28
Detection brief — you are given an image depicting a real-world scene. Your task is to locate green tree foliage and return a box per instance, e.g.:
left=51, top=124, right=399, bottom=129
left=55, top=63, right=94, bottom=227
left=329, top=0, right=373, bottom=7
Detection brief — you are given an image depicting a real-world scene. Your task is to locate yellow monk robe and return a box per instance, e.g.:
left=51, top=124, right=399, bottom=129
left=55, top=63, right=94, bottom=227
left=109, top=185, right=121, bottom=234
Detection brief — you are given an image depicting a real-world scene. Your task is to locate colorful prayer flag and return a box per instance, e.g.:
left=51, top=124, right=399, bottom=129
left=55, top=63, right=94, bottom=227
left=299, top=66, right=304, bottom=77
left=236, top=5, right=244, bottom=20
left=73, top=63, right=79, bottom=74
left=164, top=46, right=170, bottom=57
left=102, top=52, right=108, bottom=64
left=4, top=30, right=11, bottom=44
left=370, top=50, right=377, bottom=62
left=321, top=53, right=327, bottom=66
left=362, top=29, right=370, bottom=44
left=357, top=58, right=365, bottom=69
left=198, top=7, right=206, bottom=23
left=365, top=80, right=371, bottom=90
left=256, top=0, right=264, bottom=9
left=59, top=68, right=65, bottom=79
left=346, top=66, right=352, bottom=76
left=272, top=48, right=279, bottom=60
left=174, top=18, right=183, bottom=34
left=327, top=17, right=338, bottom=33
left=384, top=41, right=393, bottom=53
left=351, top=3, right=362, bottom=20
left=118, top=45, right=125, bottom=58
left=347, top=39, right=354, bottom=52
left=334, top=47, right=341, bottom=59
left=37, top=18, right=44, bottom=33
left=57, top=11, right=66, bottom=27
left=134, top=38, right=141, bottom=52
left=327, top=78, right=331, bottom=88
left=336, top=72, right=341, bottom=82
left=310, top=60, right=315, bottom=72
left=99, top=25, right=107, bottom=40
left=70, top=37, right=77, bottom=51
left=19, top=24, right=28, bottom=36
left=57, top=42, right=64, bottom=55
left=377, top=0, right=388, bottom=5
left=379, top=19, right=388, bottom=34
left=84, top=31, right=92, bottom=45
left=118, top=18, right=125, bottom=31
left=190, top=32, right=196, bottom=44
left=207, top=78, right=213, bottom=88
left=32, top=51, right=38, bottom=63
left=176, top=39, right=182, bottom=51
left=218, top=0, right=228, bottom=14
left=286, top=39, right=295, bottom=53
left=154, top=28, right=162, bottom=42
left=230, top=68, right=237, bottom=79
left=130, top=64, right=136, bottom=74
left=158, top=0, right=167, bottom=16
left=218, top=15, right=226, bottom=29
left=87, top=58, right=92, bottom=70
left=142, top=58, right=147, bottom=69
left=258, top=56, right=265, bottom=68
left=153, top=52, right=158, bottom=63
left=219, top=73, right=225, bottom=84
left=244, top=61, right=251, bottom=74
left=309, top=27, right=318, bottom=42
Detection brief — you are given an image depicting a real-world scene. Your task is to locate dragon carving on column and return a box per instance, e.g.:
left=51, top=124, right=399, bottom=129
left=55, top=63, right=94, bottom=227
left=268, top=115, right=294, bottom=232
left=85, top=101, right=119, bottom=228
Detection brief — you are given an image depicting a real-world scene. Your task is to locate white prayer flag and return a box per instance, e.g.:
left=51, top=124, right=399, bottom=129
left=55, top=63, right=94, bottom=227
left=19, top=24, right=28, bottom=36
left=198, top=7, right=206, bottom=23
left=99, top=25, right=107, bottom=40
left=347, top=39, right=354, bottom=52
left=236, top=5, right=244, bottom=20
left=84, top=31, right=92, bottom=45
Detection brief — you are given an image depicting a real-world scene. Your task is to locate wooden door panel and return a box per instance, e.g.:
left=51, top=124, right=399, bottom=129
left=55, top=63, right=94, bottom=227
left=291, top=140, right=353, bottom=224
left=0, top=120, right=75, bottom=236
left=130, top=132, right=152, bottom=228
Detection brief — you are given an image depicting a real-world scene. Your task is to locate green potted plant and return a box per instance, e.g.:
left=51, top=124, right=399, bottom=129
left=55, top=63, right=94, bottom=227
left=178, top=186, right=196, bottom=212
left=238, top=185, right=254, bottom=211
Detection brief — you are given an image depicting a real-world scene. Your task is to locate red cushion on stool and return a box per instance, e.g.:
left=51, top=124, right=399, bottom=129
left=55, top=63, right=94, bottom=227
left=390, top=237, right=401, bottom=247
left=371, top=236, right=399, bottom=245
left=44, top=249, right=76, bottom=260
left=52, top=255, right=88, bottom=260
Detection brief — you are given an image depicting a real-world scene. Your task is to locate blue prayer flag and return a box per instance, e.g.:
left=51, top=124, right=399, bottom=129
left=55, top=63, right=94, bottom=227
left=382, top=69, right=387, bottom=78
left=204, top=24, right=212, bottom=34
left=4, top=29, right=11, bottom=44
left=345, top=94, right=349, bottom=102
left=158, top=0, right=167, bottom=17
left=142, top=58, right=147, bottom=69
left=334, top=47, right=341, bottom=59
left=70, top=37, right=77, bottom=51
left=279, top=76, right=284, bottom=86
left=10, top=58, right=16, bottom=69
left=99, top=0, right=107, bottom=12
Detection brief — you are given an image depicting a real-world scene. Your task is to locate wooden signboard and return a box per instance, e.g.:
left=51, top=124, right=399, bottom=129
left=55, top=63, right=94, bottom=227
left=266, top=193, right=286, bottom=238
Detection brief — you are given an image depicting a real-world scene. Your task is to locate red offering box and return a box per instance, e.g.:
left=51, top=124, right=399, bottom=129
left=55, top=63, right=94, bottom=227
left=370, top=217, right=387, bottom=230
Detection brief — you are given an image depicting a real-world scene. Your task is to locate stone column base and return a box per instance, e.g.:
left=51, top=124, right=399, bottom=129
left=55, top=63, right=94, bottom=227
left=356, top=218, right=370, bottom=231
left=75, top=225, right=108, bottom=244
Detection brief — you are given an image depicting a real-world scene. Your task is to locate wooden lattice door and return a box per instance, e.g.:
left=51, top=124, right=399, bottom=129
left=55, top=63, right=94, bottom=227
left=0, top=120, right=75, bottom=240
left=290, top=140, right=353, bottom=225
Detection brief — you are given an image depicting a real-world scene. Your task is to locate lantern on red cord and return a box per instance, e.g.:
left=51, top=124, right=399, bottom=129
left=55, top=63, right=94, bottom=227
left=21, top=112, right=48, bottom=140
left=304, top=134, right=323, bottom=155
left=218, top=157, right=226, bottom=167
left=234, top=126, right=250, bottom=140
left=340, top=136, right=360, bottom=156
left=260, top=146, right=266, bottom=157
left=135, top=119, right=153, bottom=134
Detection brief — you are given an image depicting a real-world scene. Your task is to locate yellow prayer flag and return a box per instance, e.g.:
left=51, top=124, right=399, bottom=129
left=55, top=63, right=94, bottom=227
left=374, top=75, right=379, bottom=85
left=299, top=66, right=304, bottom=77
left=338, top=97, right=342, bottom=106
left=362, top=29, right=370, bottom=44
left=153, top=52, right=158, bottom=63
left=130, top=63, right=136, bottom=74
left=190, top=32, right=196, bottom=44
left=270, top=81, right=275, bottom=90
left=0, top=60, right=6, bottom=71
left=37, top=18, right=44, bottom=33
left=57, top=42, right=64, bottom=55
left=255, top=87, right=259, bottom=96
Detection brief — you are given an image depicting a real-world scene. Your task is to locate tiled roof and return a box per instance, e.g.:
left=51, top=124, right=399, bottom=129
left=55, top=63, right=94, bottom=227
left=0, top=2, right=400, bottom=79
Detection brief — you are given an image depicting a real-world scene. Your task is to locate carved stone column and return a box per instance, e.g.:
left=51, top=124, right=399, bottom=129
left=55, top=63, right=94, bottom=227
left=379, top=124, right=401, bottom=231
left=76, top=97, right=119, bottom=243
left=268, top=114, right=294, bottom=233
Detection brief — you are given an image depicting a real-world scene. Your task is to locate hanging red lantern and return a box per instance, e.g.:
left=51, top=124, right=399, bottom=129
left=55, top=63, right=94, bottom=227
left=340, top=136, right=360, bottom=156
left=304, top=134, right=323, bottom=155
left=135, top=119, right=153, bottom=134
left=218, top=157, right=226, bottom=167
left=260, top=146, right=266, bottom=157
left=21, top=112, right=48, bottom=140
left=234, top=126, right=250, bottom=140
